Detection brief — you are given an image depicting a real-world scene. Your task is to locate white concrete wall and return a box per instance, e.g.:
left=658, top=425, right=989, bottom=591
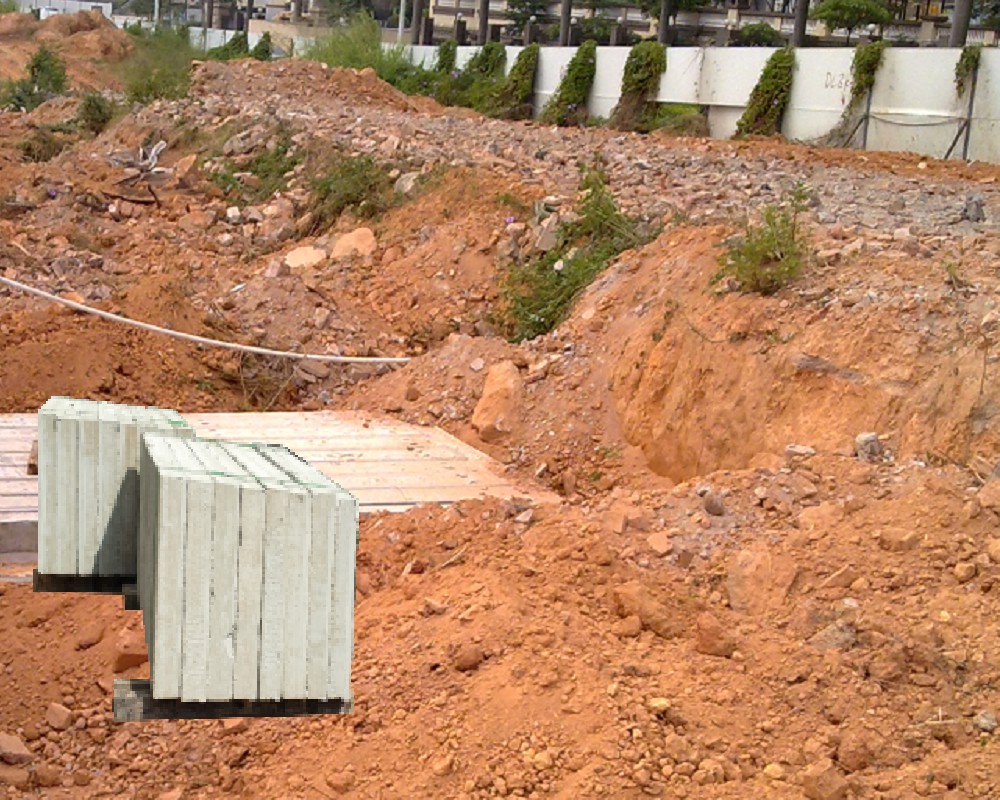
left=866, top=49, right=964, bottom=158
left=783, top=49, right=854, bottom=142
left=970, top=49, right=1000, bottom=163
left=533, top=47, right=576, bottom=119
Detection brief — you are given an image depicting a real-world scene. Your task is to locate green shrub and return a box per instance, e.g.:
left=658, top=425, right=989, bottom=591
left=0, top=0, right=19, bottom=13
left=304, top=13, right=416, bottom=86
left=735, top=47, right=794, bottom=138
left=488, top=43, right=538, bottom=120
left=609, top=40, right=666, bottom=132
left=499, top=161, right=650, bottom=342
left=251, top=31, right=273, bottom=61
left=211, top=127, right=301, bottom=205
left=1, top=45, right=68, bottom=111
left=435, top=39, right=457, bottom=74
left=19, top=129, right=65, bottom=162
left=207, top=31, right=249, bottom=61
left=734, top=21, right=785, bottom=46
left=810, top=0, right=891, bottom=44
left=122, top=26, right=197, bottom=104
left=76, top=92, right=114, bottom=134
left=539, top=39, right=597, bottom=127
left=716, top=184, right=811, bottom=295
left=308, top=152, right=393, bottom=233
left=649, top=103, right=709, bottom=136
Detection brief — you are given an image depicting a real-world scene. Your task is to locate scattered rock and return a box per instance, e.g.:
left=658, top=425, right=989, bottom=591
left=394, top=172, right=420, bottom=196
left=836, top=727, right=874, bottom=772
left=646, top=530, right=671, bottom=556
left=0, top=765, right=29, bottom=789
left=454, top=643, right=485, bottom=672
left=973, top=710, right=997, bottom=733
left=854, top=432, right=883, bottom=461
left=987, top=539, right=1000, bottom=564
left=785, top=444, right=816, bottom=457
left=954, top=561, right=977, bottom=583
left=610, top=581, right=684, bottom=639
left=964, top=193, right=986, bottom=223
left=75, top=623, right=105, bottom=650
left=325, top=770, right=355, bottom=793
left=469, top=357, right=485, bottom=372
left=694, top=612, right=736, bottom=658
left=221, top=718, right=248, bottom=735
left=808, top=621, right=858, bottom=651
left=44, top=703, right=74, bottom=732
left=332, top=227, right=377, bottom=258
left=977, top=480, right=1000, bottom=510
left=877, top=527, right=920, bottom=552
left=703, top=492, right=725, bottom=516
left=430, top=754, right=454, bottom=776
left=763, top=763, right=786, bottom=781
left=34, top=763, right=62, bottom=787
left=471, top=361, right=522, bottom=442
left=0, top=733, right=32, bottom=765
left=801, top=758, right=849, bottom=800
left=284, top=245, right=326, bottom=270
left=534, top=214, right=560, bottom=251
left=611, top=615, right=643, bottom=638
left=726, top=547, right=800, bottom=615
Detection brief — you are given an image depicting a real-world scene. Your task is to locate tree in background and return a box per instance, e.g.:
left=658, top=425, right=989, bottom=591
left=734, top=20, right=786, bottom=45
left=809, top=0, right=891, bottom=43
left=507, top=0, right=547, bottom=29
left=975, top=0, right=1000, bottom=29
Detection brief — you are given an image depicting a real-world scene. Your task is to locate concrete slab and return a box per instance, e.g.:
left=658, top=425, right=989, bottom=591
left=1, top=411, right=551, bottom=554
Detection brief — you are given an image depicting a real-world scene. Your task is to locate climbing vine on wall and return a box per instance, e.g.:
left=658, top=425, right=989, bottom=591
left=609, top=40, right=667, bottom=132
left=539, top=39, right=597, bottom=127
left=489, top=44, right=540, bottom=121
left=849, top=40, right=887, bottom=106
left=955, top=45, right=981, bottom=97
left=735, top=47, right=794, bottom=138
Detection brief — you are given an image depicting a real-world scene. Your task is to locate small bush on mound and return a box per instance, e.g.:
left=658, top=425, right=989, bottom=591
left=76, top=92, right=114, bottom=134
left=650, top=103, right=709, bottom=137
left=499, top=160, right=651, bottom=342
left=308, top=152, right=393, bottom=233
left=487, top=43, right=538, bottom=121
left=19, top=129, right=65, bottom=162
left=304, top=13, right=415, bottom=86
left=609, top=40, right=666, bottom=132
left=734, top=47, right=794, bottom=138
left=1, top=45, right=68, bottom=112
left=539, top=39, right=597, bottom=127
left=0, top=0, right=19, bottom=13
left=122, top=26, right=197, bottom=104
left=250, top=32, right=273, bottom=61
left=716, top=184, right=811, bottom=295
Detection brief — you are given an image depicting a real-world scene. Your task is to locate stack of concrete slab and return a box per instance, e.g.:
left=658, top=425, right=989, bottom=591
left=138, top=435, right=357, bottom=705
left=36, top=398, right=195, bottom=578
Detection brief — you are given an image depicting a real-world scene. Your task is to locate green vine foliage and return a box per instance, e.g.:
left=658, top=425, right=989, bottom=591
left=955, top=45, right=981, bottom=97
left=735, top=47, right=794, bottom=138
left=849, top=41, right=887, bottom=105
left=539, top=40, right=597, bottom=127
left=436, top=39, right=457, bottom=74
left=464, top=41, right=506, bottom=79
left=488, top=44, right=539, bottom=121
left=609, top=40, right=667, bottom=132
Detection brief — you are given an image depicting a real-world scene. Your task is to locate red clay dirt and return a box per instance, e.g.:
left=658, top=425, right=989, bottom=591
left=1, top=53, right=999, bottom=800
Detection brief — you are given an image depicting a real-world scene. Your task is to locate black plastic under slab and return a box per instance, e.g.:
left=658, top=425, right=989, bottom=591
left=33, top=570, right=136, bottom=595
left=113, top=680, right=354, bottom=721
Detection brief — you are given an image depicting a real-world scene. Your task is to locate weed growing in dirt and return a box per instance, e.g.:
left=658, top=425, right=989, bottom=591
left=499, top=160, right=649, bottom=342
left=122, top=26, right=198, bottom=104
left=308, top=152, right=393, bottom=232
left=210, top=127, right=301, bottom=205
left=18, top=129, right=65, bottom=162
left=716, top=183, right=811, bottom=295
left=1, top=45, right=68, bottom=112
left=76, top=92, right=114, bottom=134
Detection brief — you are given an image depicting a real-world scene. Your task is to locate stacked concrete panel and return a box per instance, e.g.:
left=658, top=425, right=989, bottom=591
left=37, top=398, right=195, bottom=578
left=138, top=435, right=357, bottom=704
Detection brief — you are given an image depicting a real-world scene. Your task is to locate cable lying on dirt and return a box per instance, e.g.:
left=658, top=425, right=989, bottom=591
left=0, top=275, right=412, bottom=366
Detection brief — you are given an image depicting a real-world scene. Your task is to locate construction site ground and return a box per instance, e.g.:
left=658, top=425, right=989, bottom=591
left=1, top=11, right=1000, bottom=799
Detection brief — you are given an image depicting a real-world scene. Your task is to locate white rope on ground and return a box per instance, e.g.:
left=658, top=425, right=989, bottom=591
left=0, top=275, right=412, bottom=366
